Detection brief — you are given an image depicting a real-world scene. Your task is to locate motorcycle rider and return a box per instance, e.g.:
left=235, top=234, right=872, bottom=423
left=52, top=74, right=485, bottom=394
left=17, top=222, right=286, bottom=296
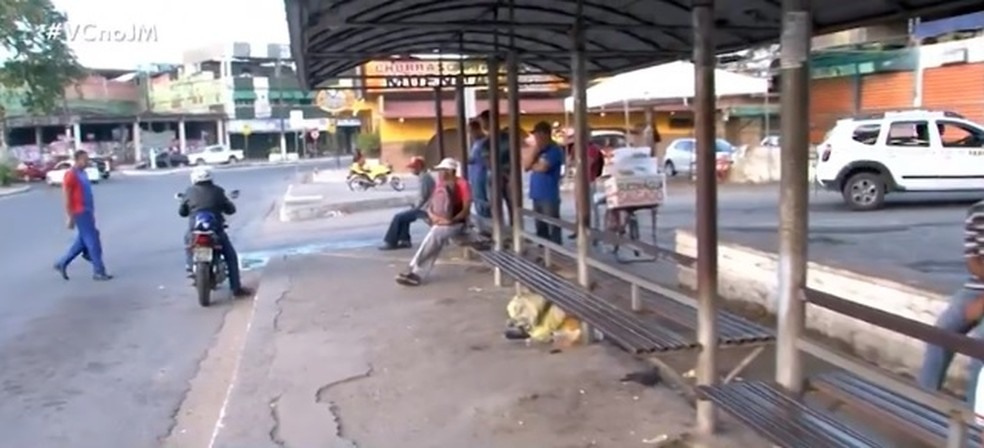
left=178, top=166, right=252, bottom=297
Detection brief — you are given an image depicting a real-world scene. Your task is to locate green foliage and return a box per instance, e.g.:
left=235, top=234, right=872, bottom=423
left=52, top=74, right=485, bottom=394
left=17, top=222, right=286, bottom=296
left=0, top=0, right=84, bottom=115
left=355, top=132, right=381, bottom=157
left=0, top=162, right=13, bottom=186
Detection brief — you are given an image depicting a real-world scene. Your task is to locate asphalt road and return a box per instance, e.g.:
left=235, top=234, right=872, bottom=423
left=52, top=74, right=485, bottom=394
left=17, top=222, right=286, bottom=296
left=0, top=164, right=326, bottom=448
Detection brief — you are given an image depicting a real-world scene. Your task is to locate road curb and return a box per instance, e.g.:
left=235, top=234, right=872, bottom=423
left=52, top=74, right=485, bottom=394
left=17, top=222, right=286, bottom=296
left=0, top=185, right=31, bottom=197
left=278, top=186, right=415, bottom=222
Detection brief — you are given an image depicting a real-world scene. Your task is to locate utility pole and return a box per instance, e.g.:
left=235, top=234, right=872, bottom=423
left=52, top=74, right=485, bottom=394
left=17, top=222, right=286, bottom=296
left=275, top=53, right=287, bottom=159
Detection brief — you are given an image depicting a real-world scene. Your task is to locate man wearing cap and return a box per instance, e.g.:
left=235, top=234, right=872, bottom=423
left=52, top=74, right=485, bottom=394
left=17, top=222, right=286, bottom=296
left=525, top=121, right=565, bottom=245
left=380, top=156, right=435, bottom=250
left=396, top=157, right=471, bottom=286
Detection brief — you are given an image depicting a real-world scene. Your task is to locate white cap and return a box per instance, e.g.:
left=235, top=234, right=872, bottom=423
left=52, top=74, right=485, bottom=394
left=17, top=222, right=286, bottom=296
left=434, top=157, right=459, bottom=171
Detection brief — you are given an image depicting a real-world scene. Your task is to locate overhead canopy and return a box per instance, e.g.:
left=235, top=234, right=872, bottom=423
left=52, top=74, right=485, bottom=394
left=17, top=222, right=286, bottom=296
left=564, top=61, right=768, bottom=111
left=285, top=0, right=984, bottom=89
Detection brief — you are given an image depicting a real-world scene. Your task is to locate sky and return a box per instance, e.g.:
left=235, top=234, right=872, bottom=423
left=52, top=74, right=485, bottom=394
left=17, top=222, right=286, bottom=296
left=52, top=0, right=290, bottom=69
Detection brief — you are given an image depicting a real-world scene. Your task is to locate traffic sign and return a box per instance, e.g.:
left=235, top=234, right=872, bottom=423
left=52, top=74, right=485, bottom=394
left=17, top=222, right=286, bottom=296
left=326, top=120, right=337, bottom=133
left=242, top=125, right=252, bottom=136
left=310, top=130, right=320, bottom=139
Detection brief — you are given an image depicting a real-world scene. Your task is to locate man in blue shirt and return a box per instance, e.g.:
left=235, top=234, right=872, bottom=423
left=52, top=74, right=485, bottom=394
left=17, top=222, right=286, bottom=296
left=477, top=110, right=513, bottom=226
left=524, top=121, right=565, bottom=244
left=466, top=120, right=490, bottom=218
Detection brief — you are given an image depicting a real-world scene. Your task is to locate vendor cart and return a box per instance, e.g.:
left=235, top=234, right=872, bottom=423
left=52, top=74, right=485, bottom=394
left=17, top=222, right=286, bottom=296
left=594, top=194, right=659, bottom=263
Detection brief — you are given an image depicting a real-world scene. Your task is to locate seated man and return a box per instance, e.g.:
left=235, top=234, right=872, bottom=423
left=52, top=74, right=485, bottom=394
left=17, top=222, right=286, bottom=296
left=396, top=157, right=471, bottom=286
left=380, top=157, right=435, bottom=250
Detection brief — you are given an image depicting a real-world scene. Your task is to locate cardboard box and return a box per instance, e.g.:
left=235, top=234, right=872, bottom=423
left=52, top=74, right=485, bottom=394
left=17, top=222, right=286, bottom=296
left=604, top=174, right=665, bottom=209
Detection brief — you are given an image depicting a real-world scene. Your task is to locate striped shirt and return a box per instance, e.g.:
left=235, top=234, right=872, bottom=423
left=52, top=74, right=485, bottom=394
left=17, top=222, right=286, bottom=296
left=964, top=200, right=984, bottom=290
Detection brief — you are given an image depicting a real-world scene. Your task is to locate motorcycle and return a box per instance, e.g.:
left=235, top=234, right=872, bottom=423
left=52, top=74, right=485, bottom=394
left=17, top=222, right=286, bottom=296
left=347, top=162, right=405, bottom=192
left=174, top=189, right=240, bottom=307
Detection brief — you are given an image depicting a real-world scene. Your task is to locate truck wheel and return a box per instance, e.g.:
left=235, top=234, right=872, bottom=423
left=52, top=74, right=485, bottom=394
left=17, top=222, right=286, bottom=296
left=842, top=172, right=886, bottom=211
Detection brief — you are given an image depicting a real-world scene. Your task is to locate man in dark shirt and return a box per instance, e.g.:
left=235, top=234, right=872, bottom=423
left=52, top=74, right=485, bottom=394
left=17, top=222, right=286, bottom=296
left=477, top=110, right=513, bottom=226
left=380, top=157, right=436, bottom=250
left=919, top=200, right=984, bottom=404
left=524, top=121, right=565, bottom=245
left=178, top=166, right=250, bottom=297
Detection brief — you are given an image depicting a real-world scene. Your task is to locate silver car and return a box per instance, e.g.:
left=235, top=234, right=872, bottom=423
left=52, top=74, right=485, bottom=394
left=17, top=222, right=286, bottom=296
left=663, top=138, right=735, bottom=176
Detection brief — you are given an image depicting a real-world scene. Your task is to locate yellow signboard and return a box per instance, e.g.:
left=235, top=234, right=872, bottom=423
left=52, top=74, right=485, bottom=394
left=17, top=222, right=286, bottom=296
left=314, top=89, right=367, bottom=114
left=362, top=60, right=563, bottom=92
left=148, top=72, right=224, bottom=114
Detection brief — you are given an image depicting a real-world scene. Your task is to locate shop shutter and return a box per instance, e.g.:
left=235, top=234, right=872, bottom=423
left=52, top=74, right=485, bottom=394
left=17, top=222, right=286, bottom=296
left=923, top=63, right=984, bottom=124
left=810, top=77, right=854, bottom=143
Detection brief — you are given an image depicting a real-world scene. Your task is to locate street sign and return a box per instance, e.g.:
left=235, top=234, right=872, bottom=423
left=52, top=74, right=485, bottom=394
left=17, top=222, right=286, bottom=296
left=242, top=125, right=252, bottom=136
left=310, top=130, right=320, bottom=139
left=326, top=120, right=337, bottom=133
left=289, top=110, right=305, bottom=130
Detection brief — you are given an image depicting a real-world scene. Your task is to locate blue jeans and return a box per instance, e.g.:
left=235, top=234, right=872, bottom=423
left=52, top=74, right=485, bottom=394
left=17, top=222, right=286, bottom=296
left=57, top=211, right=107, bottom=276
left=185, top=230, right=242, bottom=291
left=384, top=209, right=426, bottom=246
left=470, top=173, right=490, bottom=218
left=918, top=286, right=984, bottom=404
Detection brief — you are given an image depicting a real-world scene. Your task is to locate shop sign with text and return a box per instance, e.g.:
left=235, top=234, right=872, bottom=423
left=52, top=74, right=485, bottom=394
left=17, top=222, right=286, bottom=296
left=363, top=60, right=562, bottom=92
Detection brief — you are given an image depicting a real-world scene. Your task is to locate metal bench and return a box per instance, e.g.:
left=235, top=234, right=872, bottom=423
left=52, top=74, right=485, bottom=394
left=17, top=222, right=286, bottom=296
left=812, top=371, right=983, bottom=447
left=697, top=381, right=884, bottom=448
left=475, top=249, right=698, bottom=354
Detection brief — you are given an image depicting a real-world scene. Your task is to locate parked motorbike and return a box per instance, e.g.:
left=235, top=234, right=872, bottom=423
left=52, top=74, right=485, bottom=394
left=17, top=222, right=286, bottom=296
left=174, top=189, right=240, bottom=307
left=347, top=162, right=405, bottom=192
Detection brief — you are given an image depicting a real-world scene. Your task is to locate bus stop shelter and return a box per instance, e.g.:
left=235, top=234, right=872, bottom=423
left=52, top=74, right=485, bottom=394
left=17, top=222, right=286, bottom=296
left=285, top=0, right=984, bottom=445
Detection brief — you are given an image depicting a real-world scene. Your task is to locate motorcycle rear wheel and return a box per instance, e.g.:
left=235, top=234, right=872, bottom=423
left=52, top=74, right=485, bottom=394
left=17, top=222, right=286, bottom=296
left=195, top=262, right=213, bottom=307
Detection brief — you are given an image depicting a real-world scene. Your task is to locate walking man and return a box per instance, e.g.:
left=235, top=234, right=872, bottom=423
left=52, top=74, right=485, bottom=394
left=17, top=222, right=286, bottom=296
left=54, top=150, right=112, bottom=281
left=380, top=157, right=435, bottom=250
left=524, top=121, right=565, bottom=245
left=396, top=158, right=471, bottom=286
left=918, top=199, right=984, bottom=404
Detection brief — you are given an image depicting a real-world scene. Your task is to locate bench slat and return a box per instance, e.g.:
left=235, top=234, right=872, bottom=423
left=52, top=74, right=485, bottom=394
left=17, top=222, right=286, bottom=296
left=812, top=371, right=982, bottom=446
left=477, top=249, right=698, bottom=354
left=698, top=381, right=884, bottom=448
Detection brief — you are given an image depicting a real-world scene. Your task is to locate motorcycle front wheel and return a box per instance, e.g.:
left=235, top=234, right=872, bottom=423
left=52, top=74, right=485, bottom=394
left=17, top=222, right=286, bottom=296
left=389, top=176, right=405, bottom=191
left=195, top=262, right=213, bottom=307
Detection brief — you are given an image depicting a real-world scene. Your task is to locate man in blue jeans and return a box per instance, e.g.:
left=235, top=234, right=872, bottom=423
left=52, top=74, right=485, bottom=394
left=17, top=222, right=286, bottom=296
left=524, top=121, right=565, bottom=245
left=380, top=157, right=436, bottom=250
left=919, top=200, right=984, bottom=404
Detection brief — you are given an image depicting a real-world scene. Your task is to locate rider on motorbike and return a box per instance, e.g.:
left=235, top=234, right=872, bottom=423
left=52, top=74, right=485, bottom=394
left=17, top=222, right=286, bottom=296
left=178, top=166, right=251, bottom=297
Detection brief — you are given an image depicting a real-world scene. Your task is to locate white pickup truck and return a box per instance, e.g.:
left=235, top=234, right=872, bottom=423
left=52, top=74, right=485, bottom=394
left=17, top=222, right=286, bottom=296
left=188, top=145, right=245, bottom=165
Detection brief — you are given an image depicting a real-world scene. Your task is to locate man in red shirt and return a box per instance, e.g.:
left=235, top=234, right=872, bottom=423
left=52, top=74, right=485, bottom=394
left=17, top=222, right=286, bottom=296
left=54, top=150, right=111, bottom=280
left=397, top=157, right=471, bottom=286
left=566, top=133, right=603, bottom=239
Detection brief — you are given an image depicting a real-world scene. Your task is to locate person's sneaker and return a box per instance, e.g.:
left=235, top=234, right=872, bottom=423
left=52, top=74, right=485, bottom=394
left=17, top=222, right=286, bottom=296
left=395, top=272, right=421, bottom=286
left=93, top=273, right=114, bottom=281
left=378, top=243, right=399, bottom=251
left=396, top=240, right=412, bottom=248
left=233, top=287, right=254, bottom=298
left=53, top=263, right=69, bottom=280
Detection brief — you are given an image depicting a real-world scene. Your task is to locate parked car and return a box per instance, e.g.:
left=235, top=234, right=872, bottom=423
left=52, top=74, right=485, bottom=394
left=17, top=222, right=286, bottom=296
left=188, top=145, right=245, bottom=165
left=814, top=109, right=984, bottom=211
left=16, top=161, right=47, bottom=182
left=45, top=160, right=101, bottom=186
left=89, top=156, right=111, bottom=179
left=663, top=138, right=736, bottom=176
left=154, top=151, right=190, bottom=168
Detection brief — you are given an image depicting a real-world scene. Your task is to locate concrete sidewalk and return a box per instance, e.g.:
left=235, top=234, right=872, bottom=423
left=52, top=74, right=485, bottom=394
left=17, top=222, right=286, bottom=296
left=279, top=181, right=416, bottom=222
left=209, top=249, right=764, bottom=448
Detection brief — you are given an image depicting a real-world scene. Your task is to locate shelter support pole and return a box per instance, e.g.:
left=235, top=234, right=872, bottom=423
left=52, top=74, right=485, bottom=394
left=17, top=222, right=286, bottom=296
left=776, top=0, right=811, bottom=396
left=507, top=51, right=524, bottom=261
left=645, top=107, right=657, bottom=159
left=488, top=56, right=505, bottom=286
left=455, top=66, right=468, bottom=181
left=571, top=24, right=592, bottom=343
left=435, top=87, right=445, bottom=159
left=693, top=0, right=719, bottom=435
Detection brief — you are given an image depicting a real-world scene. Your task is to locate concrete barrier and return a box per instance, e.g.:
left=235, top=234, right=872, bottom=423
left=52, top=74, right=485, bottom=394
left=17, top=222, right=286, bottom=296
left=279, top=185, right=415, bottom=222
left=674, top=229, right=967, bottom=384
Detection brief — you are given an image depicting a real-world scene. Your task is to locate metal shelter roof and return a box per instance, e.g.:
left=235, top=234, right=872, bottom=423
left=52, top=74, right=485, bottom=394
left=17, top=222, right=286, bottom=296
left=285, top=0, right=984, bottom=89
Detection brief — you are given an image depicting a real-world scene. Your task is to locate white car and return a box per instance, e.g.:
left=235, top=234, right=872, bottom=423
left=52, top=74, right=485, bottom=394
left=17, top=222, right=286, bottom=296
left=663, top=138, right=736, bottom=176
left=46, top=161, right=101, bottom=186
left=815, top=109, right=984, bottom=211
left=188, top=145, right=245, bottom=165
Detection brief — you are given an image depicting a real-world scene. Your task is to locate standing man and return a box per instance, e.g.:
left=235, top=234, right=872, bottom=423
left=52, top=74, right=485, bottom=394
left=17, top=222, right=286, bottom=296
left=396, top=158, right=471, bottom=286
left=467, top=120, right=490, bottom=219
left=380, top=157, right=435, bottom=250
left=477, top=110, right=512, bottom=225
left=567, top=129, right=603, bottom=240
left=54, top=150, right=112, bottom=281
left=918, top=200, right=984, bottom=405
left=524, top=121, right=565, bottom=245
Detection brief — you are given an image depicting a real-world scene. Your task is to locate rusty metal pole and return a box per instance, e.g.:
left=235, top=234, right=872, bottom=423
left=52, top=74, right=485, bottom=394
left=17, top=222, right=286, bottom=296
left=435, top=85, right=445, bottom=160
left=776, top=0, right=811, bottom=396
left=488, top=55, right=505, bottom=286
left=693, top=0, right=719, bottom=435
left=507, top=52, right=523, bottom=257
left=455, top=59, right=469, bottom=181
left=571, top=21, right=592, bottom=343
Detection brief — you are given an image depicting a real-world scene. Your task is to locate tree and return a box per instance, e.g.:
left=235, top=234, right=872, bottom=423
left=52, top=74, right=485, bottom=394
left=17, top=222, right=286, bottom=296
left=0, top=0, right=84, bottom=154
